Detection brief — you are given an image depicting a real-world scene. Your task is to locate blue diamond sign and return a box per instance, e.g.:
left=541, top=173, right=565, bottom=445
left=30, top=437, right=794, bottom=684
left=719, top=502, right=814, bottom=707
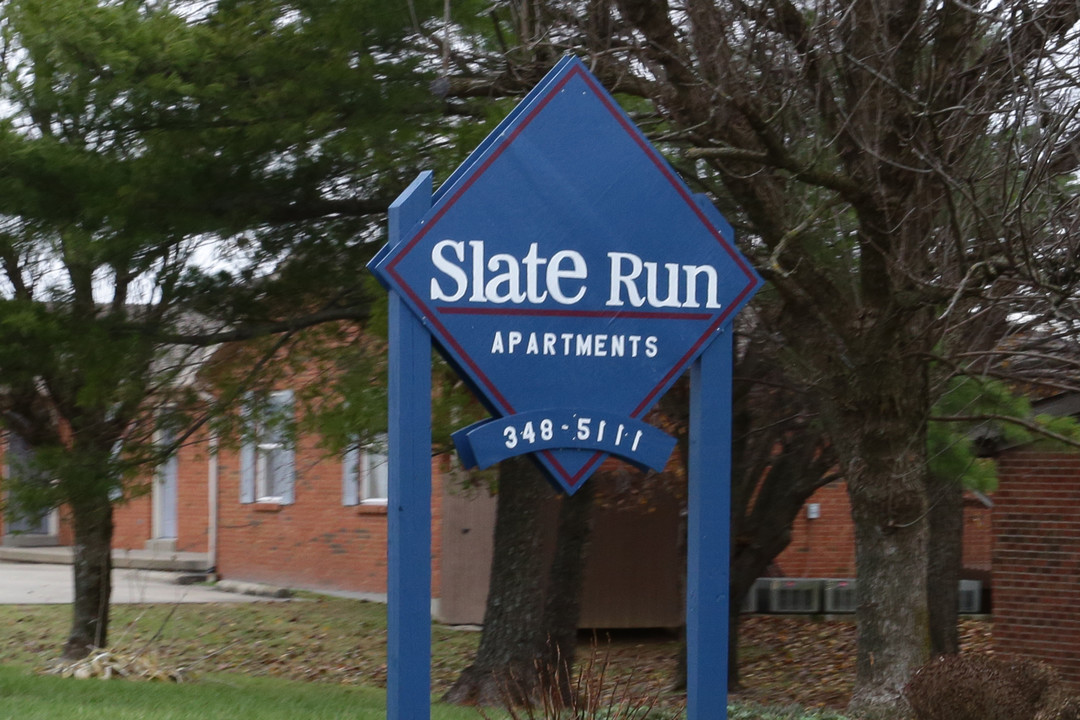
left=370, top=56, right=762, bottom=494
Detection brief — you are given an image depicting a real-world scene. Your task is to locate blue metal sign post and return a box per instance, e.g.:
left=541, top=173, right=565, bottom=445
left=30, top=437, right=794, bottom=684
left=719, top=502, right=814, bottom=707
left=371, top=56, right=761, bottom=720
left=385, top=172, right=434, bottom=720
left=687, top=328, right=733, bottom=717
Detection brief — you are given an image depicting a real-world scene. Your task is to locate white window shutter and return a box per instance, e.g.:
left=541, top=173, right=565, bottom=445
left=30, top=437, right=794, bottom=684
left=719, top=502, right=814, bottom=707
left=279, top=442, right=295, bottom=505
left=240, top=395, right=255, bottom=503
left=240, top=443, right=255, bottom=503
left=276, top=390, right=295, bottom=504
left=342, top=446, right=359, bottom=506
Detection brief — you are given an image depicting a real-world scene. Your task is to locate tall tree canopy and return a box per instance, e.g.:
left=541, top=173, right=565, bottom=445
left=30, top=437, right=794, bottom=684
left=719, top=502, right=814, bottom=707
left=433, top=0, right=1080, bottom=714
left=0, top=0, right=467, bottom=658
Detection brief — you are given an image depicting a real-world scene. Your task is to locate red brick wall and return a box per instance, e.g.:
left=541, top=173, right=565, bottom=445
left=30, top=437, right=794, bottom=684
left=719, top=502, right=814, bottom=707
left=214, top=434, right=445, bottom=597
left=105, top=420, right=444, bottom=598
left=112, top=494, right=152, bottom=549
left=962, top=496, right=992, bottom=573
left=776, top=481, right=992, bottom=579
left=775, top=481, right=856, bottom=577
left=0, top=430, right=211, bottom=553
left=176, top=440, right=212, bottom=554
left=110, top=430, right=212, bottom=554
left=993, top=449, right=1080, bottom=691
left=58, top=509, right=73, bottom=546
left=202, top=332, right=451, bottom=597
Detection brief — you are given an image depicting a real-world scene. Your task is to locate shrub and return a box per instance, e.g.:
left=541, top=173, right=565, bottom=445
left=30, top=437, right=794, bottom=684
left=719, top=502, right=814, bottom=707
left=477, top=644, right=682, bottom=720
left=1038, top=696, right=1080, bottom=720
left=903, top=654, right=1074, bottom=720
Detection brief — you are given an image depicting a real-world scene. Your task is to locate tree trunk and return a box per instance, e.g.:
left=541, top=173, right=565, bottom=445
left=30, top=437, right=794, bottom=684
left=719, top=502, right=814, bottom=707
left=847, top=479, right=928, bottom=717
left=668, top=339, right=836, bottom=692
left=837, top=391, right=931, bottom=718
left=537, top=479, right=595, bottom=703
left=443, top=456, right=552, bottom=705
left=927, top=475, right=963, bottom=656
left=63, top=493, right=114, bottom=659
left=727, top=423, right=837, bottom=688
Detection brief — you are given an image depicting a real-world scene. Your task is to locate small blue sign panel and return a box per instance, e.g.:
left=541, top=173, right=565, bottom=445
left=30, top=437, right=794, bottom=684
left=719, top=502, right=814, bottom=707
left=370, top=56, right=762, bottom=494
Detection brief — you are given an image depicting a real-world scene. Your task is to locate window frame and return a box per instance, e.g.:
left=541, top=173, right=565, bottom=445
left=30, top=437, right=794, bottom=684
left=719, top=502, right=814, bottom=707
left=3, top=433, right=59, bottom=537
left=241, top=390, right=295, bottom=505
left=343, top=433, right=388, bottom=507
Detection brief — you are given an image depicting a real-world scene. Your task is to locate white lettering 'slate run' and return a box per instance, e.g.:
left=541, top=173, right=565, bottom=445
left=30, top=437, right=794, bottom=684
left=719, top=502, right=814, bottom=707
left=429, top=241, right=724, bottom=310
left=430, top=240, right=586, bottom=304
left=606, top=252, right=723, bottom=309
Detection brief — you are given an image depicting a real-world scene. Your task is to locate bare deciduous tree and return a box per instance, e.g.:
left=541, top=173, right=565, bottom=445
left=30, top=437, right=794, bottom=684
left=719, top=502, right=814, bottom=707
left=432, top=0, right=1080, bottom=713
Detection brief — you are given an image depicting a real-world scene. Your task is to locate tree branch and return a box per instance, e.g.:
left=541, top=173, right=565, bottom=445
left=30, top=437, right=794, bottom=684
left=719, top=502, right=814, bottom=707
left=157, top=305, right=370, bottom=347
left=260, top=197, right=396, bottom=224
left=931, top=413, right=1080, bottom=450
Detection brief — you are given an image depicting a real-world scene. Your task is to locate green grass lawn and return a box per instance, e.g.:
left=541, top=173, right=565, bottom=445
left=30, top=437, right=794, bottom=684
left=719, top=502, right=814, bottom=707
left=0, top=595, right=487, bottom=691
left=0, top=593, right=872, bottom=719
left=0, top=665, right=493, bottom=720
left=0, top=596, right=680, bottom=717
left=0, top=597, right=503, bottom=719
left=0, top=595, right=682, bottom=706
left=0, top=664, right=851, bottom=720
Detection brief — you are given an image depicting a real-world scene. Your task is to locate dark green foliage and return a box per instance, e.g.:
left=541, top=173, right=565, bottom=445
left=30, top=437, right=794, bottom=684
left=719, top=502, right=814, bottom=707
left=929, top=376, right=1030, bottom=491
left=929, top=374, right=1080, bottom=491
left=0, top=0, right=496, bottom=655
left=0, top=0, right=484, bottom=523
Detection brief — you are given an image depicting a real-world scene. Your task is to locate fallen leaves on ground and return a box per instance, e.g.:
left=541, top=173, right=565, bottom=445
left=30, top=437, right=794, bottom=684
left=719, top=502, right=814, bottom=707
left=0, top=600, right=993, bottom=714
left=732, top=616, right=993, bottom=711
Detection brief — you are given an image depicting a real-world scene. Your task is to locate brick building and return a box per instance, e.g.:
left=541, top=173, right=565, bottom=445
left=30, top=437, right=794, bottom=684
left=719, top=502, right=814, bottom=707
left=0, top=399, right=444, bottom=600
left=213, top=421, right=444, bottom=599
left=775, top=480, right=993, bottom=582
left=992, top=447, right=1080, bottom=690
left=0, top=326, right=447, bottom=601
left=110, top=427, right=215, bottom=557
left=4, top=380, right=1078, bottom=688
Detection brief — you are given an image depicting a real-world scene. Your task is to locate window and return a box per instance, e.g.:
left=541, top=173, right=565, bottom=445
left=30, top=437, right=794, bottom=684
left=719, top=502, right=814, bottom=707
left=4, top=434, right=56, bottom=537
left=240, top=391, right=295, bottom=505
left=343, top=434, right=388, bottom=506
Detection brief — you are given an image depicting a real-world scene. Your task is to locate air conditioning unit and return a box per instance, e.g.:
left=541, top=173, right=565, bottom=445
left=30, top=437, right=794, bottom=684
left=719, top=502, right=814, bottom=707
left=823, top=579, right=858, bottom=613
left=767, top=578, right=822, bottom=613
left=959, top=579, right=982, bottom=614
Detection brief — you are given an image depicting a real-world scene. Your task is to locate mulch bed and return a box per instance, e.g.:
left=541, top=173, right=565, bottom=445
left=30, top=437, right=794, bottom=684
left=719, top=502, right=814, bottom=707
left=584, top=616, right=993, bottom=714
left=733, top=616, right=992, bottom=710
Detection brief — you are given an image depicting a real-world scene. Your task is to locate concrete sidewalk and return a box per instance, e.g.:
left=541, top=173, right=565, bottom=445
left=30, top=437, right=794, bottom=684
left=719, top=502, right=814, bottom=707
left=0, top=561, right=278, bottom=605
